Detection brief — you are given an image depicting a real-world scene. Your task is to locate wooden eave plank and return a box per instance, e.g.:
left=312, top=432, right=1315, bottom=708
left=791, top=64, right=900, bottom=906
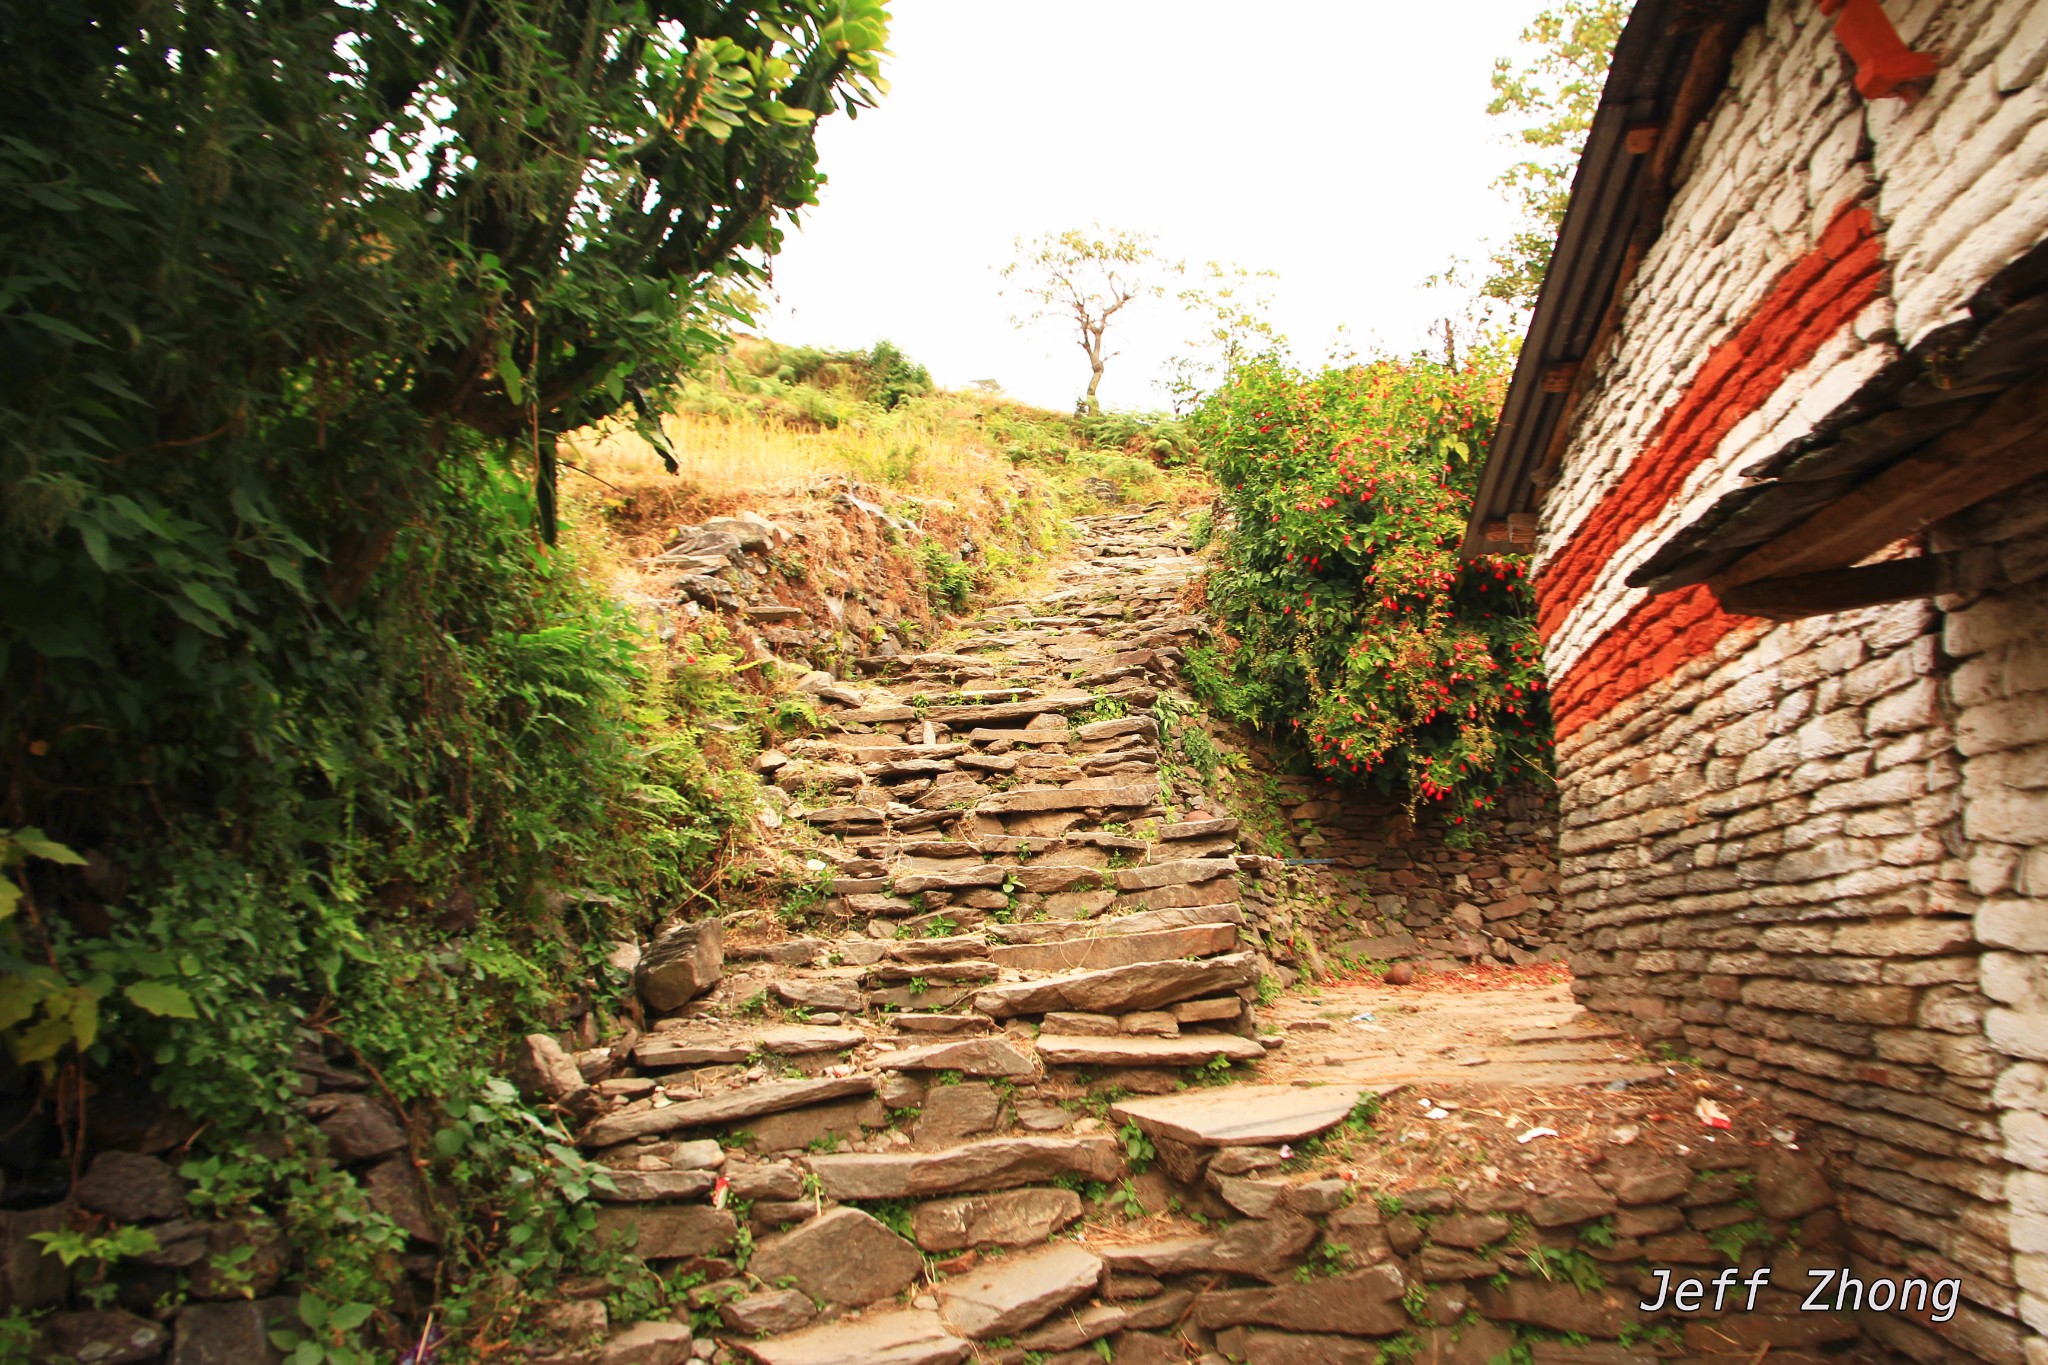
left=1711, top=372, right=2048, bottom=589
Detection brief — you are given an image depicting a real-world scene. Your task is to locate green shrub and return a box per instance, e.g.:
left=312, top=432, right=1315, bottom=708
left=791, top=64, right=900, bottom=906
left=1187, top=353, right=1550, bottom=822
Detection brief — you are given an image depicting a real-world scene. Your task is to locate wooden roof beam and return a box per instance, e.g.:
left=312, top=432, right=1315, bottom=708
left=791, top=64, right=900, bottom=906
left=1710, top=371, right=2048, bottom=590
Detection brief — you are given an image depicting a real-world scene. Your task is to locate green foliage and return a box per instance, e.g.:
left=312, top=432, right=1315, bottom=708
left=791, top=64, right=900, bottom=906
left=1153, top=693, right=1224, bottom=788
left=0, top=0, right=888, bottom=1352
left=856, top=1200, right=917, bottom=1241
left=1188, top=355, right=1550, bottom=823
left=1523, top=1246, right=1607, bottom=1294
left=1707, top=1218, right=1774, bottom=1262
left=1076, top=695, right=1129, bottom=725
left=918, top=542, right=978, bottom=613
left=1119, top=1120, right=1156, bottom=1173
left=1484, top=1, right=1635, bottom=309
left=1107, top=1179, right=1148, bottom=1220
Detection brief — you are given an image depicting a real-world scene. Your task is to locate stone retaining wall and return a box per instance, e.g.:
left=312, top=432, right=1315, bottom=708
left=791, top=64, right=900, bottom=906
left=1225, top=767, right=1564, bottom=975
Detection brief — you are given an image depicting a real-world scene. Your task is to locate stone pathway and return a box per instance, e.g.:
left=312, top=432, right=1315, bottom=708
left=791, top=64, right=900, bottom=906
left=530, top=507, right=1868, bottom=1365
left=1269, top=975, right=1668, bottom=1090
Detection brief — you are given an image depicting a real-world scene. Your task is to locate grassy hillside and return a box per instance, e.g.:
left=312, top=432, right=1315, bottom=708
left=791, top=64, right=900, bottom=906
left=564, top=338, right=1202, bottom=542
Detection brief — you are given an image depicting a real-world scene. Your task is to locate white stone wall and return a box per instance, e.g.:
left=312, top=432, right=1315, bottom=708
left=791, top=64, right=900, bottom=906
left=1933, top=477, right=2048, bottom=1362
left=1535, top=0, right=1892, bottom=680
left=1872, top=0, right=2048, bottom=348
left=1558, top=596, right=2026, bottom=1363
left=1533, top=3, right=2048, bottom=1361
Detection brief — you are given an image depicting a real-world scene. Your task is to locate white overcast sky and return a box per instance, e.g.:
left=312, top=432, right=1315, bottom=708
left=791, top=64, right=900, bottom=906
left=756, top=1, right=1546, bottom=413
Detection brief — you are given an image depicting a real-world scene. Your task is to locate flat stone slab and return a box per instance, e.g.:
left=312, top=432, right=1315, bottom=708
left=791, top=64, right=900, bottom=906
left=885, top=935, right=992, bottom=963
left=592, top=1205, right=738, bottom=1260
left=1035, top=1034, right=1266, bottom=1068
left=1099, top=1237, right=1215, bottom=1275
left=868, top=960, right=999, bottom=984
left=756, top=1026, right=864, bottom=1055
left=892, top=866, right=1007, bottom=894
left=972, top=953, right=1258, bottom=1019
left=771, top=979, right=865, bottom=1012
left=1191, top=1268, right=1408, bottom=1337
left=1109, top=1084, right=1367, bottom=1147
left=877, top=1037, right=1036, bottom=1077
left=592, top=1169, right=717, bottom=1202
left=834, top=705, right=918, bottom=723
left=991, top=923, right=1237, bottom=974
left=989, top=905, right=1243, bottom=945
left=580, top=1076, right=876, bottom=1148
left=888, top=1013, right=993, bottom=1035
left=910, top=1188, right=1084, bottom=1252
left=749, top=1207, right=924, bottom=1307
left=937, top=1242, right=1104, bottom=1340
left=805, top=1136, right=1121, bottom=1200
left=801, top=805, right=887, bottom=825
left=924, top=691, right=1092, bottom=723
left=731, top=1308, right=969, bottom=1365
left=976, top=781, right=1158, bottom=814
left=1113, top=858, right=1236, bottom=891
left=1158, top=817, right=1240, bottom=840
left=631, top=1034, right=752, bottom=1069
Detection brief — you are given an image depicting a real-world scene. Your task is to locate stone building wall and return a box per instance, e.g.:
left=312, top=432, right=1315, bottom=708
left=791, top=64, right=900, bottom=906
left=1524, top=2, right=2048, bottom=1362
left=1931, top=475, right=2048, bottom=1359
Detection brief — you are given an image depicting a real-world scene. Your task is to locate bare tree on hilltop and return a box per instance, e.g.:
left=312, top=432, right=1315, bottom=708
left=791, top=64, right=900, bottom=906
left=1001, top=226, right=1179, bottom=414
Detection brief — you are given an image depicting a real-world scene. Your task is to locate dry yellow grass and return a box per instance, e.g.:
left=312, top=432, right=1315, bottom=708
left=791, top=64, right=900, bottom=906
left=560, top=403, right=1028, bottom=514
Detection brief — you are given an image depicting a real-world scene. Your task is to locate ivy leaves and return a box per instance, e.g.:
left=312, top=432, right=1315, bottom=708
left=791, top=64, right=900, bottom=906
left=0, top=829, right=198, bottom=1067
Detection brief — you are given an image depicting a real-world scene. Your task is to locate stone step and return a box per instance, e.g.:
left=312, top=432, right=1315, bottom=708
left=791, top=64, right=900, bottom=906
left=921, top=691, right=1092, bottom=724
left=909, top=1187, right=1083, bottom=1252
left=987, top=904, right=1244, bottom=946
left=936, top=1242, right=1103, bottom=1341
left=1109, top=1083, right=1373, bottom=1147
left=975, top=780, right=1159, bottom=814
left=732, top=1309, right=969, bottom=1365
left=874, top=1037, right=1035, bottom=1076
left=988, top=921, right=1239, bottom=974
left=1034, top=1032, right=1266, bottom=1067
left=580, top=1075, right=876, bottom=1148
left=971, top=952, right=1258, bottom=1019
left=803, top=1136, right=1121, bottom=1200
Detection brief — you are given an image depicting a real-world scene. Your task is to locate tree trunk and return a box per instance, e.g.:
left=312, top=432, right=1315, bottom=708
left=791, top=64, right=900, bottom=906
left=1085, top=361, right=1104, bottom=414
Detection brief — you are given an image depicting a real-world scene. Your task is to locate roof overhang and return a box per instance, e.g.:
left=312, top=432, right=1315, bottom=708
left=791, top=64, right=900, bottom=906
left=1462, top=0, right=1763, bottom=557
left=1628, top=241, right=2048, bottom=617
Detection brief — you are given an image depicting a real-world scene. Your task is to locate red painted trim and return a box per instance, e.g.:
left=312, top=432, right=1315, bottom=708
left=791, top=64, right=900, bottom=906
left=1550, top=585, right=1757, bottom=741
left=1819, top=0, right=1937, bottom=100
left=1536, top=201, right=1885, bottom=644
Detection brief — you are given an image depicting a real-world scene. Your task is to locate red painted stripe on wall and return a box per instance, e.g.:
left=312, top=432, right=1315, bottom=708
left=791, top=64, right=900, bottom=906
left=1549, top=584, right=1757, bottom=741
left=1536, top=202, right=1885, bottom=644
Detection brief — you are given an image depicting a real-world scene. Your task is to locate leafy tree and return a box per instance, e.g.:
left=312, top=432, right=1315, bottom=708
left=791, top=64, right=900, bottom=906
left=1483, top=0, right=1634, bottom=309
left=1162, top=261, right=1287, bottom=414
left=1001, top=225, right=1179, bottom=413
left=1187, top=352, right=1549, bottom=826
left=2, top=0, right=887, bottom=846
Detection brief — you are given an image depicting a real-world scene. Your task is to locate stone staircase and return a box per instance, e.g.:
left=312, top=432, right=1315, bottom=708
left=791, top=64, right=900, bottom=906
left=532, top=508, right=1865, bottom=1365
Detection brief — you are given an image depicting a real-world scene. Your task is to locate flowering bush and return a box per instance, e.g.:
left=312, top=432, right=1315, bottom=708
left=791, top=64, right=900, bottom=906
left=1186, top=354, right=1550, bottom=823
